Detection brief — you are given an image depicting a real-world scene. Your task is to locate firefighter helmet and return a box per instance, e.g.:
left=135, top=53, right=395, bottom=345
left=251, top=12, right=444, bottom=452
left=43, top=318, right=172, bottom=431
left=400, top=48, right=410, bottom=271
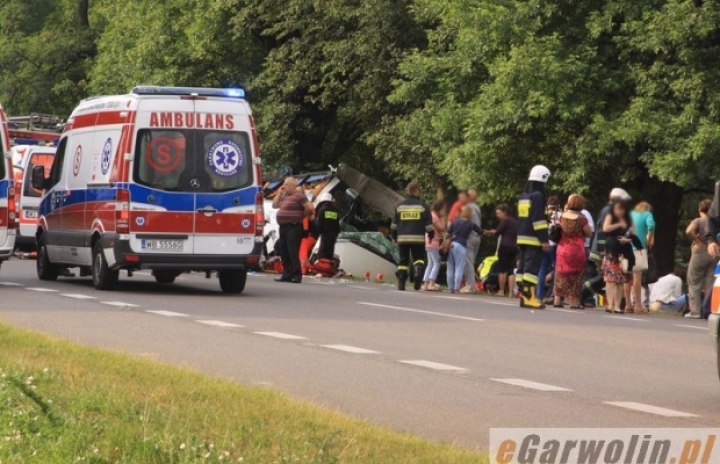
left=528, top=165, right=551, bottom=183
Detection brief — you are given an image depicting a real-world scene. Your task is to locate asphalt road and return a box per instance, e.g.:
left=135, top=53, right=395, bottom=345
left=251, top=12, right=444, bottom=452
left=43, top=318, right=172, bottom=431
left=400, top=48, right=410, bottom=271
left=0, top=259, right=718, bottom=450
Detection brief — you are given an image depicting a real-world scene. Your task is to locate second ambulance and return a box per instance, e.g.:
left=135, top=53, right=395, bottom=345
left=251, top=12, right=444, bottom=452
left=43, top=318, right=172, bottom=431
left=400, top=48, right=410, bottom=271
left=32, top=87, right=264, bottom=293
left=0, top=103, right=16, bottom=266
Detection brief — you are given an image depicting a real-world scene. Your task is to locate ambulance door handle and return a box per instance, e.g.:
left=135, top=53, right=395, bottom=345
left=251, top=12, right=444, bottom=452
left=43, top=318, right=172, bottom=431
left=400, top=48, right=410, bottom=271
left=197, top=206, right=218, bottom=217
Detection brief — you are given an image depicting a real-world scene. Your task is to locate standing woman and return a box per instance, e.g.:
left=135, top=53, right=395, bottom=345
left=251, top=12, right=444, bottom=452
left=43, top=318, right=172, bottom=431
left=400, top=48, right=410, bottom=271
left=446, top=206, right=483, bottom=294
left=537, top=196, right=562, bottom=302
left=485, top=204, right=519, bottom=297
left=603, top=200, right=634, bottom=313
left=422, top=200, right=446, bottom=291
left=629, top=201, right=656, bottom=312
left=553, top=195, right=593, bottom=308
left=685, top=199, right=718, bottom=318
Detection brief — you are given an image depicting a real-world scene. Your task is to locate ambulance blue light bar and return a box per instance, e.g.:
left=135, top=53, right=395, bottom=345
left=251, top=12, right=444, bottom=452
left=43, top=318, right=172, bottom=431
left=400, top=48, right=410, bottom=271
left=131, top=86, right=246, bottom=99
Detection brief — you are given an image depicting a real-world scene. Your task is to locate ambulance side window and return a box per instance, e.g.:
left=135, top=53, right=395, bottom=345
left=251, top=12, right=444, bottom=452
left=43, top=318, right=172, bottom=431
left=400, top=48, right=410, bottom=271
left=47, top=138, right=67, bottom=189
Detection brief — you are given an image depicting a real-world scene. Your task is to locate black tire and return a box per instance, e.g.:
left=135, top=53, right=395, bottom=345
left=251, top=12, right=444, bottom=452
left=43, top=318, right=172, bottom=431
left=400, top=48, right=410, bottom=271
left=36, top=240, right=59, bottom=281
left=218, top=269, right=247, bottom=294
left=92, top=242, right=119, bottom=291
left=153, top=271, right=176, bottom=284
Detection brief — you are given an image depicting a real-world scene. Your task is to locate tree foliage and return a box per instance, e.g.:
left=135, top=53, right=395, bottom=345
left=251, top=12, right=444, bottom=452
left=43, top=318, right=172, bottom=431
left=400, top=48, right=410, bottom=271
left=0, top=0, right=96, bottom=115
left=0, top=0, right=718, bottom=272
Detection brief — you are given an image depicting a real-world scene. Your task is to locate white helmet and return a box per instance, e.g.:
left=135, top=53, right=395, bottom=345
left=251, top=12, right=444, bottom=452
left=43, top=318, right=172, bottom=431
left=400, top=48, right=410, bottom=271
left=528, top=165, right=551, bottom=183
left=316, top=192, right=333, bottom=204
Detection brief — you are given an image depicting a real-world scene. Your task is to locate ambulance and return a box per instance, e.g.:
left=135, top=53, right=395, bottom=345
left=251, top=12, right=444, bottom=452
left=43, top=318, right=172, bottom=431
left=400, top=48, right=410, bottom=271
left=0, top=103, right=16, bottom=266
left=12, top=145, right=56, bottom=249
left=31, top=87, right=264, bottom=293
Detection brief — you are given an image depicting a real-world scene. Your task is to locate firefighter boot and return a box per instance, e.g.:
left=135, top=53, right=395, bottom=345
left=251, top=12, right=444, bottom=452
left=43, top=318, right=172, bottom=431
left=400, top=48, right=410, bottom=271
left=523, top=285, right=546, bottom=309
left=518, top=282, right=530, bottom=308
left=396, top=270, right=408, bottom=291
left=413, top=263, right=425, bottom=291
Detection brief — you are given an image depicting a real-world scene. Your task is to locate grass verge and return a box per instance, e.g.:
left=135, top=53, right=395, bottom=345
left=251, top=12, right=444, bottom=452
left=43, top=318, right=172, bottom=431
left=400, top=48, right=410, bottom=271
left=0, top=322, right=485, bottom=463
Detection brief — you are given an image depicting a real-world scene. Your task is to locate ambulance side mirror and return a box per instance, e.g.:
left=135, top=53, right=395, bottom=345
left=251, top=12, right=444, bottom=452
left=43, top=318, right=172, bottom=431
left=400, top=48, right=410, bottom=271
left=31, top=166, right=47, bottom=191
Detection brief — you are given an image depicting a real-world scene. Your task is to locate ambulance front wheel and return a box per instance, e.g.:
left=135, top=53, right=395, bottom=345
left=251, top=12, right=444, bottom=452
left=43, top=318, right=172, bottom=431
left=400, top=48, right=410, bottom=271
left=37, top=241, right=59, bottom=281
left=218, top=269, right=247, bottom=294
left=92, top=242, right=119, bottom=291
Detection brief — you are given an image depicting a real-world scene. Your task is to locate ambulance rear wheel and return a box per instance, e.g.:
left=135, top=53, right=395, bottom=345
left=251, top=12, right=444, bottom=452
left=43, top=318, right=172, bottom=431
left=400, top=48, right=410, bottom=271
left=37, top=241, right=59, bottom=281
left=92, top=242, right=119, bottom=291
left=218, top=269, right=247, bottom=294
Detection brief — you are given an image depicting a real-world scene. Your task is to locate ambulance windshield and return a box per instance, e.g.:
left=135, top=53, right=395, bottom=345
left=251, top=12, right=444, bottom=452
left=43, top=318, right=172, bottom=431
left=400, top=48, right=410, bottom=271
left=134, top=129, right=253, bottom=192
left=23, top=152, right=55, bottom=198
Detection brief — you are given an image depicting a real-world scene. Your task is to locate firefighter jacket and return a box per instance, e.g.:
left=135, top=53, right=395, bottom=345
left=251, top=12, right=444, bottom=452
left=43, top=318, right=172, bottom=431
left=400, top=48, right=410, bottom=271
left=517, top=190, right=549, bottom=247
left=316, top=203, right=341, bottom=235
left=391, top=196, right=433, bottom=245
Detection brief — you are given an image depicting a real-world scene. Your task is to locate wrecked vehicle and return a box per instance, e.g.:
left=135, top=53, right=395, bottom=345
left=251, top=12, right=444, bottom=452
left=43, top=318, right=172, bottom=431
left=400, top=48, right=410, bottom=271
left=262, top=164, right=404, bottom=279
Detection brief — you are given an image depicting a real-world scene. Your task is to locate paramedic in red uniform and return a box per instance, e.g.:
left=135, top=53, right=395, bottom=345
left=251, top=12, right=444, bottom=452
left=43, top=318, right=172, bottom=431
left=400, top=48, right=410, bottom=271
left=273, top=178, right=313, bottom=283
left=299, top=203, right=317, bottom=275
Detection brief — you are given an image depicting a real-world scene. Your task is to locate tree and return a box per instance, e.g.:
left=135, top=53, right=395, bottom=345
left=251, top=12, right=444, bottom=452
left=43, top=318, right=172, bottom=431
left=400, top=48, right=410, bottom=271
left=233, top=0, right=425, bottom=184
left=89, top=0, right=264, bottom=96
left=0, top=0, right=97, bottom=116
left=376, top=0, right=720, bottom=274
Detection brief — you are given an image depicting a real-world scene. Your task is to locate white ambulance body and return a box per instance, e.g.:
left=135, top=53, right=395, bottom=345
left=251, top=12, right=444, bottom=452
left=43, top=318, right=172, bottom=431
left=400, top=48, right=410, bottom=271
left=12, top=145, right=55, bottom=249
left=33, top=87, right=264, bottom=293
left=0, top=103, right=16, bottom=264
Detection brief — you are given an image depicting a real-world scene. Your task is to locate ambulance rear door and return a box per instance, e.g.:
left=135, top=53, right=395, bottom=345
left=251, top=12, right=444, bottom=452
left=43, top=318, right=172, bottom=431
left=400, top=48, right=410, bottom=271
left=191, top=98, right=258, bottom=256
left=129, top=99, right=197, bottom=255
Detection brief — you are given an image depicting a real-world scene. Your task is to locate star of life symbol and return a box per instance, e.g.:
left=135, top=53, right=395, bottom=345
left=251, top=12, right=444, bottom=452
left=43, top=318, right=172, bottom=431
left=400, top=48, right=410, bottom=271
left=208, top=140, right=242, bottom=178
left=242, top=219, right=251, bottom=229
left=101, top=138, right=112, bottom=175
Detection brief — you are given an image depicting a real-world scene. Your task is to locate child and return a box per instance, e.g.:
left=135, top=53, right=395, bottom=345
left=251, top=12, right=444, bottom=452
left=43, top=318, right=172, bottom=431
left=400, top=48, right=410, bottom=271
left=446, top=206, right=483, bottom=293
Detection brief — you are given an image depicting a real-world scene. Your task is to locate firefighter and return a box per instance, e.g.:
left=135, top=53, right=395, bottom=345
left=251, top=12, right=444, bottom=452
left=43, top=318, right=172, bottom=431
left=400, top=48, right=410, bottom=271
left=517, top=165, right=551, bottom=309
left=391, top=182, right=434, bottom=291
left=315, top=192, right=341, bottom=263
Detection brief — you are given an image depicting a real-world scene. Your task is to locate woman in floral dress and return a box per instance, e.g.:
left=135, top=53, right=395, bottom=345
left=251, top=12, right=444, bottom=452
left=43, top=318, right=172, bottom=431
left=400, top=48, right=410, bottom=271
left=553, top=195, right=593, bottom=308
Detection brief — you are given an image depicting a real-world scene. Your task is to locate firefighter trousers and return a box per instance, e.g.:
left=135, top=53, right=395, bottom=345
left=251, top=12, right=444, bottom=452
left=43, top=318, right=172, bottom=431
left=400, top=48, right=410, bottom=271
left=518, top=245, right=544, bottom=287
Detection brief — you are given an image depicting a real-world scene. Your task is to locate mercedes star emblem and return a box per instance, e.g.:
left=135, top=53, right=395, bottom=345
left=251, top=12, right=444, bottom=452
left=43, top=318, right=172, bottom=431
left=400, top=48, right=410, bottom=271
left=189, top=178, right=201, bottom=189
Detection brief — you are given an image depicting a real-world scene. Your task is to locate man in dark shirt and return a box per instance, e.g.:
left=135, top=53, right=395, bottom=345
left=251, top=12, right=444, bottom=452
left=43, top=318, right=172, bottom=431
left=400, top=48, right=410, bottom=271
left=273, top=177, right=313, bottom=283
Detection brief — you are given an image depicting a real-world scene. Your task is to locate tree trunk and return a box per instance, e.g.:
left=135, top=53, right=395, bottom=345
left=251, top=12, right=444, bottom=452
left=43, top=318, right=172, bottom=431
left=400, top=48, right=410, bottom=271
left=647, top=180, right=684, bottom=276
left=78, top=0, right=90, bottom=28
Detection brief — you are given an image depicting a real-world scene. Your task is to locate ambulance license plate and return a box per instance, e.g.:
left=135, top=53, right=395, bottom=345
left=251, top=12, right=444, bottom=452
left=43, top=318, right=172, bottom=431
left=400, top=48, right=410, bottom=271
left=25, top=210, right=38, bottom=219
left=141, top=239, right=184, bottom=251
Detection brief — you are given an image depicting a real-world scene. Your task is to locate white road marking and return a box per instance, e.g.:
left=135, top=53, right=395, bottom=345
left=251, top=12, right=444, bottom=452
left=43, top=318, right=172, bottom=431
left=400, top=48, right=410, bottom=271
left=604, top=401, right=698, bottom=418
left=101, top=301, right=140, bottom=308
left=357, top=302, right=483, bottom=322
left=25, top=287, right=57, bottom=292
left=196, top=320, right=244, bottom=328
left=545, top=307, right=579, bottom=314
left=399, top=360, right=469, bottom=372
left=0, top=282, right=23, bottom=286
left=675, top=325, right=706, bottom=331
left=491, top=378, right=573, bottom=392
left=61, top=293, right=96, bottom=300
left=321, top=344, right=380, bottom=355
left=435, top=296, right=469, bottom=301
left=481, top=300, right=518, bottom=307
left=254, top=331, right=307, bottom=340
left=145, top=310, right=189, bottom=317
left=604, top=315, right=647, bottom=322
left=350, top=285, right=375, bottom=291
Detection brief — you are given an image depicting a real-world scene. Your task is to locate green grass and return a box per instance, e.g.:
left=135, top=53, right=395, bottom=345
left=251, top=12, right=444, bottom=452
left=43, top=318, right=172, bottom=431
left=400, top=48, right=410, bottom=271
left=0, top=322, right=485, bottom=463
